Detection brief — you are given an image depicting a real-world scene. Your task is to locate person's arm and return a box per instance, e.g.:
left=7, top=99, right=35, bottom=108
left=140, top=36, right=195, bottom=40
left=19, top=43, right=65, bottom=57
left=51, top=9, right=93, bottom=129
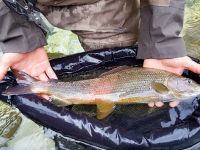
left=0, top=1, right=57, bottom=81
left=138, top=0, right=186, bottom=59
left=0, top=0, right=46, bottom=53
left=138, top=0, right=200, bottom=75
left=138, top=0, right=200, bottom=107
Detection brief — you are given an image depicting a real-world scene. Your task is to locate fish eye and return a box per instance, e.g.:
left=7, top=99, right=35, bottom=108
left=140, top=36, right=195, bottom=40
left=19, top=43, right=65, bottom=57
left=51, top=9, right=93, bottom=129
left=187, top=79, right=192, bottom=84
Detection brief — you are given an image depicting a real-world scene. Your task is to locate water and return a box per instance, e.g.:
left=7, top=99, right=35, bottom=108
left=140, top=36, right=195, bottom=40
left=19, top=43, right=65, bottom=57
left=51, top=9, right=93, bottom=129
left=5, top=115, right=55, bottom=150
left=183, top=0, right=200, bottom=59
left=0, top=0, right=199, bottom=149
left=0, top=101, right=22, bottom=148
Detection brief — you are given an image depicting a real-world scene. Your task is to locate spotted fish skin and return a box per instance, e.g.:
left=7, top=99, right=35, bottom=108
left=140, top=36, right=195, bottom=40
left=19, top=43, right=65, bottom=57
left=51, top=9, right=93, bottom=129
left=46, top=68, right=199, bottom=104
left=3, top=67, right=200, bottom=119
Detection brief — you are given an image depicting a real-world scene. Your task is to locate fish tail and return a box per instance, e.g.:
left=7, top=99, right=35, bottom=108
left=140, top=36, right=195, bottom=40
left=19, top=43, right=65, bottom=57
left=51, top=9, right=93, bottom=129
left=12, top=69, right=38, bottom=85
left=2, top=69, right=46, bottom=96
left=2, top=85, right=33, bottom=96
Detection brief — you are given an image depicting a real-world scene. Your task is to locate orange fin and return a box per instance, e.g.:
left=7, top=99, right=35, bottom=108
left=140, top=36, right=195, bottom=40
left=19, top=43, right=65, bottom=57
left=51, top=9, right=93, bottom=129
left=96, top=102, right=115, bottom=119
left=99, top=66, right=132, bottom=77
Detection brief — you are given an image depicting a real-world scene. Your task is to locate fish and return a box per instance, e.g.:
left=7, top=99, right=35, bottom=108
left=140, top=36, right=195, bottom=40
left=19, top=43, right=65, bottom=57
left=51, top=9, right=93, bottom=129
left=2, top=67, right=200, bottom=119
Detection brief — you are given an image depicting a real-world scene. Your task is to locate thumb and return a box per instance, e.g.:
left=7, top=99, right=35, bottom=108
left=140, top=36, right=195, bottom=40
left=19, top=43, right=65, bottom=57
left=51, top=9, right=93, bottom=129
left=0, top=64, right=9, bottom=80
left=45, top=66, right=58, bottom=79
left=184, top=58, right=200, bottom=74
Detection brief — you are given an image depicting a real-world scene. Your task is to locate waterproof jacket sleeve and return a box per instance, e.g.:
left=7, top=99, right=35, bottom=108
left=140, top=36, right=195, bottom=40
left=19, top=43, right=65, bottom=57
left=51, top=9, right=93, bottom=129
left=137, top=0, right=187, bottom=59
left=0, top=0, right=47, bottom=53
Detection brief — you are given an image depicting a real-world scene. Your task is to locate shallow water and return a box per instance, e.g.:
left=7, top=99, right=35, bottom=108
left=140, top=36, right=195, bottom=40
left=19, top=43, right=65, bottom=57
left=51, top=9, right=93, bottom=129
left=183, top=0, right=200, bottom=59
left=0, top=101, right=21, bottom=147
left=0, top=0, right=199, bottom=149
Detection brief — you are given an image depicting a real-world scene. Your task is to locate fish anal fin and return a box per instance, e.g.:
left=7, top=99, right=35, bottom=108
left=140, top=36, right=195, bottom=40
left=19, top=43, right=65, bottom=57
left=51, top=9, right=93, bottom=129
left=151, top=81, right=170, bottom=95
left=99, top=66, right=132, bottom=77
left=96, top=101, right=115, bottom=119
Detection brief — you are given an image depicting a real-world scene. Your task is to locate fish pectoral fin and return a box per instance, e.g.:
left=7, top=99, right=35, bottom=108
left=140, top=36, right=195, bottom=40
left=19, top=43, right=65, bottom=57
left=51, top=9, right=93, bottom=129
left=49, top=95, right=72, bottom=107
left=151, top=81, right=170, bottom=95
left=96, top=102, right=115, bottom=120
left=99, top=66, right=132, bottom=77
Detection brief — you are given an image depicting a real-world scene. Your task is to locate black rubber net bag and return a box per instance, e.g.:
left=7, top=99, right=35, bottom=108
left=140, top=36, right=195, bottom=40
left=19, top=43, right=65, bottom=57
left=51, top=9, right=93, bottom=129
left=0, top=46, right=200, bottom=150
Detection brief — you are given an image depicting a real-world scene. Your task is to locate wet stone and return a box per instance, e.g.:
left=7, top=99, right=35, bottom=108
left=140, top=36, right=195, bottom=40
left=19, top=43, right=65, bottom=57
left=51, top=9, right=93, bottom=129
left=0, top=101, right=22, bottom=143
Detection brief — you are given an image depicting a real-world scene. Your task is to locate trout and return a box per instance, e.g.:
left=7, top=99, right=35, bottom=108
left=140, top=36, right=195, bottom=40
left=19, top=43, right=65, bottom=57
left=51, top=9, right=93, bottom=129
left=3, top=67, right=200, bottom=119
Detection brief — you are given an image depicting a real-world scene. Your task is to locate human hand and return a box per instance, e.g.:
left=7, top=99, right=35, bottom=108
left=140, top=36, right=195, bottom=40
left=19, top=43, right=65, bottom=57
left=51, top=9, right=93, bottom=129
left=143, top=56, right=200, bottom=108
left=0, top=47, right=57, bottom=81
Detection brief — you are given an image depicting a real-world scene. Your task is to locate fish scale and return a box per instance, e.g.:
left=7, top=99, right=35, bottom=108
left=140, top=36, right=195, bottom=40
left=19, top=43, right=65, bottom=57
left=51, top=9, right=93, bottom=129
left=99, top=68, right=171, bottom=96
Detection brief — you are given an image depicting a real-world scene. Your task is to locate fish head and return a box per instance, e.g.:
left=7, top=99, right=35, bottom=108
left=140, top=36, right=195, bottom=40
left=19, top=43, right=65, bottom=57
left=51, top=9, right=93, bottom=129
left=166, top=75, right=200, bottom=98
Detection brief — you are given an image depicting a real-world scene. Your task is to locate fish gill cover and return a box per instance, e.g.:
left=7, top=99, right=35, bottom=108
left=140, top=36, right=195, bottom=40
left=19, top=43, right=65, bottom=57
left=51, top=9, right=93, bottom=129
left=0, top=47, right=200, bottom=150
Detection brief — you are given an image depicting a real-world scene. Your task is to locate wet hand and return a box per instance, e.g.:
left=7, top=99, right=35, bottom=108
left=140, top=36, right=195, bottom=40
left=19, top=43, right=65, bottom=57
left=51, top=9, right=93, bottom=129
left=0, top=47, right=57, bottom=100
left=143, top=56, right=200, bottom=75
left=143, top=56, right=200, bottom=108
left=0, top=47, right=57, bottom=81
left=148, top=101, right=178, bottom=108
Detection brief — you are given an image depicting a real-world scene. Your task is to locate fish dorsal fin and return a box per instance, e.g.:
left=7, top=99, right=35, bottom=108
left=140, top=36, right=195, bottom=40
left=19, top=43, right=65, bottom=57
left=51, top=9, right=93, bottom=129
left=96, top=101, right=115, bottom=119
left=151, top=81, right=170, bottom=94
left=99, top=66, right=132, bottom=77
left=12, top=69, right=38, bottom=85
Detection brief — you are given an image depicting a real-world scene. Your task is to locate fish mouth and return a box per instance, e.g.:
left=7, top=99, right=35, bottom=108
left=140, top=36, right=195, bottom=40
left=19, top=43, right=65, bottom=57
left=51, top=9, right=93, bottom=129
left=193, top=86, right=200, bottom=95
left=195, top=88, right=200, bottom=96
left=177, top=88, right=200, bottom=98
left=186, top=89, right=200, bottom=97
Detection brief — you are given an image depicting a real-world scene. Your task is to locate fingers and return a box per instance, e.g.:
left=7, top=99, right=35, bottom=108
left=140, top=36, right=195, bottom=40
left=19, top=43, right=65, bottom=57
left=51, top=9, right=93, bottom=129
left=38, top=73, right=49, bottom=81
left=148, top=101, right=164, bottom=107
left=0, top=64, right=9, bottom=80
left=148, top=102, right=155, bottom=107
left=155, top=102, right=164, bottom=107
left=37, top=66, right=57, bottom=82
left=41, top=94, right=50, bottom=100
left=169, top=101, right=179, bottom=107
left=184, top=57, right=200, bottom=74
left=37, top=94, right=50, bottom=100
left=148, top=101, right=179, bottom=108
left=45, top=67, right=58, bottom=79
